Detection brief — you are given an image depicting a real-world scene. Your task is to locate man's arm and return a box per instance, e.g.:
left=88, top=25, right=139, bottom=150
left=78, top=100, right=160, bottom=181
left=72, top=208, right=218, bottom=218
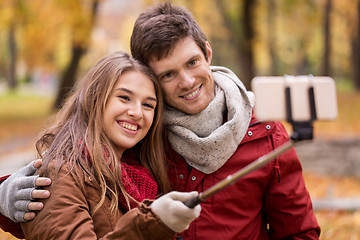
left=0, top=159, right=51, bottom=221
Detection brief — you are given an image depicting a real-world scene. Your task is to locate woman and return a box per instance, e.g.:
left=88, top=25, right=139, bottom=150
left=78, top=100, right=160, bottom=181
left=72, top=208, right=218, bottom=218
left=20, top=51, right=201, bottom=239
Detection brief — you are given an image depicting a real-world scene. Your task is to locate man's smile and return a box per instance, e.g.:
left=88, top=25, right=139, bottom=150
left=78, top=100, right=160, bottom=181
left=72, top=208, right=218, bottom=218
left=181, top=85, right=202, bottom=100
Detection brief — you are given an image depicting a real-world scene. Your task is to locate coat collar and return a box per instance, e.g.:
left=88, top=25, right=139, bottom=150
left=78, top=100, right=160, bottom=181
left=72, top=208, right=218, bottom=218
left=240, top=115, right=277, bottom=144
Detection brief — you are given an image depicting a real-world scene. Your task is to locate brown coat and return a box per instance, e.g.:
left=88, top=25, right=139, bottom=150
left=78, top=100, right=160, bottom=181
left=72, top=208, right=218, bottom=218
left=21, top=163, right=175, bottom=240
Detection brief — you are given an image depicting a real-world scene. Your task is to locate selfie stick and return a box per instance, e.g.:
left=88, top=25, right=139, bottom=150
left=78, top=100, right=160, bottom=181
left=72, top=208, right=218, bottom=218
left=184, top=78, right=316, bottom=208
left=184, top=140, right=295, bottom=208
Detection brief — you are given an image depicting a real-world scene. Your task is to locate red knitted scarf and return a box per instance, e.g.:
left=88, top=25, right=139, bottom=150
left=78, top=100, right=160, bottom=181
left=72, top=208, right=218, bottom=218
left=119, top=161, right=158, bottom=210
left=81, top=145, right=158, bottom=211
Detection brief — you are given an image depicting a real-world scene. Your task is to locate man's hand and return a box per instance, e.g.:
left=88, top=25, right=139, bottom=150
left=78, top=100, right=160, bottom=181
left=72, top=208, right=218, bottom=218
left=150, top=191, right=201, bottom=233
left=0, top=159, right=51, bottom=222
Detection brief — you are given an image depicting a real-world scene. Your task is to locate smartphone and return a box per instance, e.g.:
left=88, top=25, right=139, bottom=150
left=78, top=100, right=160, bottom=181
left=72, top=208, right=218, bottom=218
left=251, top=75, right=338, bottom=122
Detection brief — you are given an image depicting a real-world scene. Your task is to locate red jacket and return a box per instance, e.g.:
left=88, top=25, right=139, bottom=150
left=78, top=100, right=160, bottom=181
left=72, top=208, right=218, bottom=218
left=166, top=119, right=320, bottom=239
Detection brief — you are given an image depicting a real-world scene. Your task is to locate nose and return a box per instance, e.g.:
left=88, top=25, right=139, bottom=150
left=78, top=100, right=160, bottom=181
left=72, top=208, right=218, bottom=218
left=178, top=70, right=195, bottom=89
left=127, top=102, right=143, bottom=119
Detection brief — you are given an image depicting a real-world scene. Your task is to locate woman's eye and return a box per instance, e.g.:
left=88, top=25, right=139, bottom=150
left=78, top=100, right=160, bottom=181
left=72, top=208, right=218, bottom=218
left=143, top=103, right=155, bottom=109
left=118, top=95, right=130, bottom=101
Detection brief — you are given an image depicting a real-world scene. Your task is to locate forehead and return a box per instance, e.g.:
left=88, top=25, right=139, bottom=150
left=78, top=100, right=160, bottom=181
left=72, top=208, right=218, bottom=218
left=148, top=37, right=203, bottom=74
left=114, top=70, right=156, bottom=95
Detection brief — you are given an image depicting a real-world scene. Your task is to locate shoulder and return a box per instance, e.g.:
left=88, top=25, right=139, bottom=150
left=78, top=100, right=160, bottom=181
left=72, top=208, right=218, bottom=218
left=240, top=112, right=290, bottom=144
left=20, top=162, right=92, bottom=239
left=38, top=159, right=91, bottom=185
left=241, top=121, right=283, bottom=144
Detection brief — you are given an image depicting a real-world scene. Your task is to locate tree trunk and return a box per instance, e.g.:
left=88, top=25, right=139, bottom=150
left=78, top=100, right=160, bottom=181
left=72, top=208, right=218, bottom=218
left=267, top=0, right=278, bottom=75
left=215, top=0, right=255, bottom=90
left=322, top=0, right=332, bottom=76
left=53, top=47, right=86, bottom=109
left=240, top=0, right=255, bottom=90
left=353, top=2, right=360, bottom=91
left=8, top=23, right=17, bottom=90
left=53, top=0, right=99, bottom=109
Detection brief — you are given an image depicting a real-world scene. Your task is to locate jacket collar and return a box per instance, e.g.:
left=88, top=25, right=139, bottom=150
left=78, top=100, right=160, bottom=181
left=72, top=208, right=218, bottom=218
left=241, top=115, right=277, bottom=144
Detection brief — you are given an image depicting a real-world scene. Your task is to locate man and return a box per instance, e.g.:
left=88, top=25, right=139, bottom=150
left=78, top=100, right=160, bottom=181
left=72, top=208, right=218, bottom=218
left=0, top=2, right=320, bottom=239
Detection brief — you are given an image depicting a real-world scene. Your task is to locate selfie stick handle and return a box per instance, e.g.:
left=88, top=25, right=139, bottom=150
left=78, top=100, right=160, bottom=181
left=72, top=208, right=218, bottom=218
left=184, top=140, right=295, bottom=208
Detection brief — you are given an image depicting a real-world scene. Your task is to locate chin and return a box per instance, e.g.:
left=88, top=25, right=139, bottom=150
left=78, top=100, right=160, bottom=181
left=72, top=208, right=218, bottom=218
left=184, top=105, right=207, bottom=115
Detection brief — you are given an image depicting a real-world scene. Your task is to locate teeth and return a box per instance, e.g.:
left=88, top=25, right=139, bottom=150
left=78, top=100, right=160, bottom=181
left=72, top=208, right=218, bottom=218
left=184, top=87, right=200, bottom=99
left=120, top=122, right=138, bottom=131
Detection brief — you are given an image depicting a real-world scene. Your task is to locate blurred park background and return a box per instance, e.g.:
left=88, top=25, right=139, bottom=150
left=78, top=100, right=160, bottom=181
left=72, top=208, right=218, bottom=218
left=0, top=0, right=360, bottom=239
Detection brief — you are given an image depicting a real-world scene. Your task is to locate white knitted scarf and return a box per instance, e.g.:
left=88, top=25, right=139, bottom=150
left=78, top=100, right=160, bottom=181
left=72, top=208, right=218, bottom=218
left=164, top=66, right=255, bottom=174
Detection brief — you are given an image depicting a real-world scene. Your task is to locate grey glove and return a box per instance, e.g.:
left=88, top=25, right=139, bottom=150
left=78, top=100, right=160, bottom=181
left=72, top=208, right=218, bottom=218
left=0, top=161, right=38, bottom=222
left=150, top=191, right=201, bottom=233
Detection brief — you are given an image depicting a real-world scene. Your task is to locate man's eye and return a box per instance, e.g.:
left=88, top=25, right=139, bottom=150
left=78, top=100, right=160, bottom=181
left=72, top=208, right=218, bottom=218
left=162, top=72, right=173, bottom=79
left=189, top=59, right=197, bottom=66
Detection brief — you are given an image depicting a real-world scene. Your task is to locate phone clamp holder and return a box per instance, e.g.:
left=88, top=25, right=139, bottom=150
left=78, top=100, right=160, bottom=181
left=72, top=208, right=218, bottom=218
left=285, top=75, right=317, bottom=141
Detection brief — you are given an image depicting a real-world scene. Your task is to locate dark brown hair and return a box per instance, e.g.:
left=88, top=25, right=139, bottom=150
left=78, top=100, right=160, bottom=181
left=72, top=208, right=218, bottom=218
left=130, top=2, right=208, bottom=66
left=36, top=51, right=170, bottom=213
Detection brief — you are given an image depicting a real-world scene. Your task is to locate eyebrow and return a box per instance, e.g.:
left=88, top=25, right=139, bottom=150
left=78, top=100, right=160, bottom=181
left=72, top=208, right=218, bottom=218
left=116, top=87, right=157, bottom=102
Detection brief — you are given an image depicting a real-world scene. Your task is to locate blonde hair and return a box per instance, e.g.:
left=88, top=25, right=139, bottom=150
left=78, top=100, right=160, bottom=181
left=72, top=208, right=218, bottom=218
left=36, top=51, right=170, bottom=213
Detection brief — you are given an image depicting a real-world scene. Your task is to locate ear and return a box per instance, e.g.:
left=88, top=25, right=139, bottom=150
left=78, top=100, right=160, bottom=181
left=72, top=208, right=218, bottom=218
left=206, top=41, right=213, bottom=64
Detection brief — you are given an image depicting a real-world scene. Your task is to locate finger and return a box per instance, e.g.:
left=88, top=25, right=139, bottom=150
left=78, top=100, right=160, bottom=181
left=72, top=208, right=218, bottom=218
left=175, top=203, right=201, bottom=221
left=28, top=202, right=44, bottom=211
left=24, top=212, right=36, bottom=221
left=16, top=175, right=37, bottom=189
left=31, top=189, right=50, bottom=199
left=35, top=177, right=51, bottom=187
left=14, top=211, right=26, bottom=222
left=15, top=200, right=30, bottom=212
left=18, top=161, right=38, bottom=176
left=193, top=204, right=201, bottom=217
left=15, top=188, right=33, bottom=200
left=33, top=159, right=43, bottom=169
left=169, top=191, right=199, bottom=202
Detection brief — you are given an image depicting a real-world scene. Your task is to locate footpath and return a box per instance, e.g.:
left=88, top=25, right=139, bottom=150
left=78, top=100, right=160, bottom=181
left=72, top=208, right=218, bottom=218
left=296, top=138, right=360, bottom=178
left=295, top=138, right=360, bottom=210
left=0, top=137, right=37, bottom=176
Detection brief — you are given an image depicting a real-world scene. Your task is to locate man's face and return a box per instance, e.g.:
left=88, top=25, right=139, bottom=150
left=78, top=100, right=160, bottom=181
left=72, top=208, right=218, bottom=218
left=148, top=37, right=215, bottom=115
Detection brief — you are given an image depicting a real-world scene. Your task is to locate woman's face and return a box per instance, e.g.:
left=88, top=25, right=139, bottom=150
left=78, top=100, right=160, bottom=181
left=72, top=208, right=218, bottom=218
left=103, top=70, right=157, bottom=157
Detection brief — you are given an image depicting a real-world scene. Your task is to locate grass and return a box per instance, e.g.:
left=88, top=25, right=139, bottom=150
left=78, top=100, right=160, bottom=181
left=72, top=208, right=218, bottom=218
left=0, top=92, right=55, bottom=143
left=0, top=89, right=360, bottom=239
left=0, top=92, right=53, bottom=119
left=303, top=172, right=360, bottom=239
